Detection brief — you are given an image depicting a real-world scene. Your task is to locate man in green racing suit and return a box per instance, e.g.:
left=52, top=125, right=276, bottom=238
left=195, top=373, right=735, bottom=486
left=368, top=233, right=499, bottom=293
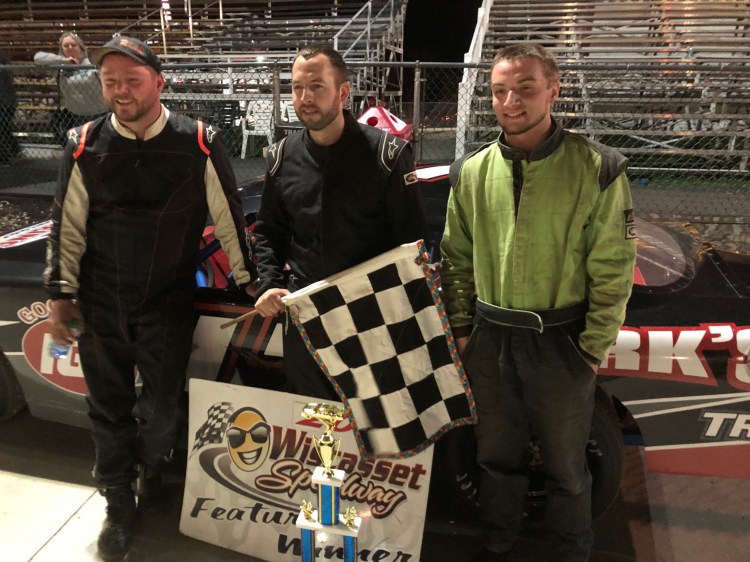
left=440, top=43, right=636, bottom=562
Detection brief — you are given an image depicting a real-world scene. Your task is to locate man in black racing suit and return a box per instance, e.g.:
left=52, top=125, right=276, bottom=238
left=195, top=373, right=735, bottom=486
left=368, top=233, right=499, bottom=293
left=253, top=44, right=427, bottom=400
left=44, top=36, right=254, bottom=561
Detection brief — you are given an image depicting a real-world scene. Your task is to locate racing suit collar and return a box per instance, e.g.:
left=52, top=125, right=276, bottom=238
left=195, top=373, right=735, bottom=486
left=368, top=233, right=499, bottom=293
left=496, top=117, right=564, bottom=161
left=109, top=104, right=170, bottom=141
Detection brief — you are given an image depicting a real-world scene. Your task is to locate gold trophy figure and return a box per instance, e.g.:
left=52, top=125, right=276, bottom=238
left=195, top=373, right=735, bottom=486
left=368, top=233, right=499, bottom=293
left=301, top=403, right=345, bottom=477
left=300, top=500, right=314, bottom=522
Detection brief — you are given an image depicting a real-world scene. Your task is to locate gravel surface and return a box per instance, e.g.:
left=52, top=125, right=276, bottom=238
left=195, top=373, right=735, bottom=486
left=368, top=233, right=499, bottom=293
left=0, top=196, right=51, bottom=236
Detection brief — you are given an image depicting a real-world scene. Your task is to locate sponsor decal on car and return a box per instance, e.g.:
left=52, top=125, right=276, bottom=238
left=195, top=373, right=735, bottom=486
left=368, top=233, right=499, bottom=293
left=0, top=220, right=52, bottom=249
left=601, top=323, right=750, bottom=391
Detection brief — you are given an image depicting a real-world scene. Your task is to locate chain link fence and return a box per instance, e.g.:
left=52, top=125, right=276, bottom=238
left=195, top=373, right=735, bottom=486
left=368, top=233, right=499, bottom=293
left=1, top=60, right=748, bottom=200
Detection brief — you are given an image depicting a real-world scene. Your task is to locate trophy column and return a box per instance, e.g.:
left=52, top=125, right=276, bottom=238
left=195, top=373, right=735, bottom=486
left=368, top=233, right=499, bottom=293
left=295, top=403, right=361, bottom=562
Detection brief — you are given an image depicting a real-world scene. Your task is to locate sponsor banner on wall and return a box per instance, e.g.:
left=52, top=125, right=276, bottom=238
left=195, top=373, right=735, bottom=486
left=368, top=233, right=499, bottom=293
left=180, top=379, right=433, bottom=562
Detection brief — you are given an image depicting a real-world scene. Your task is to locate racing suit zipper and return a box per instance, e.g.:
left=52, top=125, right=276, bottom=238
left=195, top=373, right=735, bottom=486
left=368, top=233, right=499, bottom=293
left=319, top=149, right=329, bottom=279
left=512, top=158, right=523, bottom=221
left=134, top=140, right=143, bottom=167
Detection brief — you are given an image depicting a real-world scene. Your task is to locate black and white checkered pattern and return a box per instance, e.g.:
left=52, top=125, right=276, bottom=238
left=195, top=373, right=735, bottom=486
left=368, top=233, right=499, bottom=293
left=285, top=242, right=476, bottom=458
left=192, top=401, right=234, bottom=452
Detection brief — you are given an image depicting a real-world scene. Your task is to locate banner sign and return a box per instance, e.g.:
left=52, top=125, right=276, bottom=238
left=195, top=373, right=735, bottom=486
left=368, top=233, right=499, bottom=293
left=180, top=379, right=433, bottom=562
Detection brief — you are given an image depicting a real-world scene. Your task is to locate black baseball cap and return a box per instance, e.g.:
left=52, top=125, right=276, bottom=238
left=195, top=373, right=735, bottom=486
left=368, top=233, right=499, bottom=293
left=91, top=35, right=162, bottom=73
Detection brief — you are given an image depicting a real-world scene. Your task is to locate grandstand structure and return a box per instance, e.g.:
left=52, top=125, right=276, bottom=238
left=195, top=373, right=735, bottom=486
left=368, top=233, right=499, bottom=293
left=1, top=0, right=406, bottom=152
left=458, top=0, right=750, bottom=176
left=0, top=1, right=401, bottom=61
left=0, top=0, right=748, bottom=181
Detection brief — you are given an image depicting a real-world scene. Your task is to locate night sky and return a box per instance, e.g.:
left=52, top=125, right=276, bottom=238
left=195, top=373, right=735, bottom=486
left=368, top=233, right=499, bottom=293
left=404, top=0, right=483, bottom=61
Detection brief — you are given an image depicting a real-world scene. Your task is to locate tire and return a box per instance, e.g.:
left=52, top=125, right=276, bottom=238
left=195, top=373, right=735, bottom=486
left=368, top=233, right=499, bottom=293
left=587, top=387, right=625, bottom=517
left=0, top=353, right=27, bottom=422
left=437, top=386, right=624, bottom=520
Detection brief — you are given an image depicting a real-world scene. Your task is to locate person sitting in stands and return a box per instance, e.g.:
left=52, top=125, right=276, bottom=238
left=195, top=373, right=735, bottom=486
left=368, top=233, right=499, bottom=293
left=34, top=31, right=108, bottom=145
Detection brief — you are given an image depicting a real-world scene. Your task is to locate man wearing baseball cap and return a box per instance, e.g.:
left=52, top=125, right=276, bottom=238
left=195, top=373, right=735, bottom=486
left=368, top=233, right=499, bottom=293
left=45, top=35, right=255, bottom=561
left=91, top=35, right=163, bottom=74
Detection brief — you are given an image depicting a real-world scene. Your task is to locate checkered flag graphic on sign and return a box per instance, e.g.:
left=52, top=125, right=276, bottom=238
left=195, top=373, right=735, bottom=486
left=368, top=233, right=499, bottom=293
left=192, top=401, right=234, bottom=452
left=284, top=241, right=477, bottom=458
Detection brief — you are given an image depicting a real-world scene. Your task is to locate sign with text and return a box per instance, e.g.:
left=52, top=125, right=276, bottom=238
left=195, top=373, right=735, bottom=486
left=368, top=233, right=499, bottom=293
left=180, top=379, right=433, bottom=562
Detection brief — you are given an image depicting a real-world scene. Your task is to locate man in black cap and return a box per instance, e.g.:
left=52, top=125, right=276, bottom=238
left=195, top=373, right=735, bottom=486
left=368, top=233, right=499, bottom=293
left=44, top=36, right=255, bottom=561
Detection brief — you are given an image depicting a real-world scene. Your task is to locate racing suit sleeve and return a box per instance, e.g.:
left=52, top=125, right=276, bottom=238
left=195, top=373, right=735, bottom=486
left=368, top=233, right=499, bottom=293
left=439, top=165, right=475, bottom=339
left=580, top=171, right=637, bottom=362
left=44, top=137, right=89, bottom=299
left=204, top=132, right=254, bottom=289
left=253, top=171, right=289, bottom=297
left=385, top=144, right=428, bottom=247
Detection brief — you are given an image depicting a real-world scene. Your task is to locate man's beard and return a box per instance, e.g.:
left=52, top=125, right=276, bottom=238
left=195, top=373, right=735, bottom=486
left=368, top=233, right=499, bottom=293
left=299, top=104, right=340, bottom=132
left=109, top=99, right=154, bottom=124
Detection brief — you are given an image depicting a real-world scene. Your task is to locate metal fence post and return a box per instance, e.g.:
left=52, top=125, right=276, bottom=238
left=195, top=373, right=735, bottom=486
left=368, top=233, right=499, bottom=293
left=273, top=63, right=281, bottom=140
left=455, top=67, right=474, bottom=160
left=412, top=62, right=422, bottom=162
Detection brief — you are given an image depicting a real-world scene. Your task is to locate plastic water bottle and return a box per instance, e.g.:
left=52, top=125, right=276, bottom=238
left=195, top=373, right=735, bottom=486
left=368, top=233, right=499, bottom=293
left=48, top=319, right=80, bottom=359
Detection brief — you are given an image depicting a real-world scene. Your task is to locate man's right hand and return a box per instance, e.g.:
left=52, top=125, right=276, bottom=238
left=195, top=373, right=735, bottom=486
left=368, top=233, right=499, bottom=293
left=50, top=299, right=83, bottom=345
left=254, top=288, right=291, bottom=317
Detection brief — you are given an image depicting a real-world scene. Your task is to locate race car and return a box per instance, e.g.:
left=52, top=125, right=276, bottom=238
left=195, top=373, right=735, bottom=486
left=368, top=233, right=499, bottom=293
left=1, top=166, right=749, bottom=523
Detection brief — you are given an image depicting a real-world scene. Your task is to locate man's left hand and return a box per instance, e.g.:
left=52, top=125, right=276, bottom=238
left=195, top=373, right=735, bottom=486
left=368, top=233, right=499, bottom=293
left=254, top=288, right=291, bottom=317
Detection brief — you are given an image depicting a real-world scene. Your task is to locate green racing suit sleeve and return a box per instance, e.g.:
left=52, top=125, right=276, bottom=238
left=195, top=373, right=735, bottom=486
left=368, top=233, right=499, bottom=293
left=580, top=170, right=636, bottom=363
left=440, top=160, right=475, bottom=339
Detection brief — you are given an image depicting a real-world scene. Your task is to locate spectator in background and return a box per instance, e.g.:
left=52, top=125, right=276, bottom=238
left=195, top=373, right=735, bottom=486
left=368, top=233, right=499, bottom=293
left=34, top=31, right=108, bottom=145
left=0, top=51, right=18, bottom=165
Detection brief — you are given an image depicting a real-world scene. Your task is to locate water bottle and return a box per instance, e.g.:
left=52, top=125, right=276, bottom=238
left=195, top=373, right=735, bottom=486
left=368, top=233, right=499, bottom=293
left=48, top=319, right=80, bottom=359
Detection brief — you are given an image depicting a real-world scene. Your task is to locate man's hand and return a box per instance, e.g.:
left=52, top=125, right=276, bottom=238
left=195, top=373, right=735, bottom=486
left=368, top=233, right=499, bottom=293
left=254, top=288, right=291, bottom=317
left=49, top=299, right=83, bottom=345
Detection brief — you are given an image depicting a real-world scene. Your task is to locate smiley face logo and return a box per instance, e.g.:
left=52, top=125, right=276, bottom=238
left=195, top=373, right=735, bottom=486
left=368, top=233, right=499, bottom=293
left=225, top=407, right=271, bottom=472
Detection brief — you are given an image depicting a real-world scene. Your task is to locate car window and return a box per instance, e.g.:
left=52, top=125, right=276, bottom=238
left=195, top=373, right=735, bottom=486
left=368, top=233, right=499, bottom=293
left=634, top=218, right=694, bottom=289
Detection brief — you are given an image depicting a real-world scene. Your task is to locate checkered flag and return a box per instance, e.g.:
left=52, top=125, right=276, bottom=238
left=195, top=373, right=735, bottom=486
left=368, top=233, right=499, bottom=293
left=283, top=241, right=477, bottom=458
left=191, top=401, right=234, bottom=452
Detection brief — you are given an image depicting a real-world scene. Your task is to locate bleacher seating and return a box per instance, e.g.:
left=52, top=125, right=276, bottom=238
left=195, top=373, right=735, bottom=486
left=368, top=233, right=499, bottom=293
left=0, top=0, right=396, bottom=62
left=0, top=1, right=174, bottom=61
left=1, top=0, right=405, bottom=150
left=483, top=0, right=750, bottom=61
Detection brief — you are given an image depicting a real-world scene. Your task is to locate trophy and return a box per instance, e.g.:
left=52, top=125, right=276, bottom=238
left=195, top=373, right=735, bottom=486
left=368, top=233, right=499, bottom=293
left=295, top=403, right=361, bottom=562
left=304, top=403, right=343, bottom=478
